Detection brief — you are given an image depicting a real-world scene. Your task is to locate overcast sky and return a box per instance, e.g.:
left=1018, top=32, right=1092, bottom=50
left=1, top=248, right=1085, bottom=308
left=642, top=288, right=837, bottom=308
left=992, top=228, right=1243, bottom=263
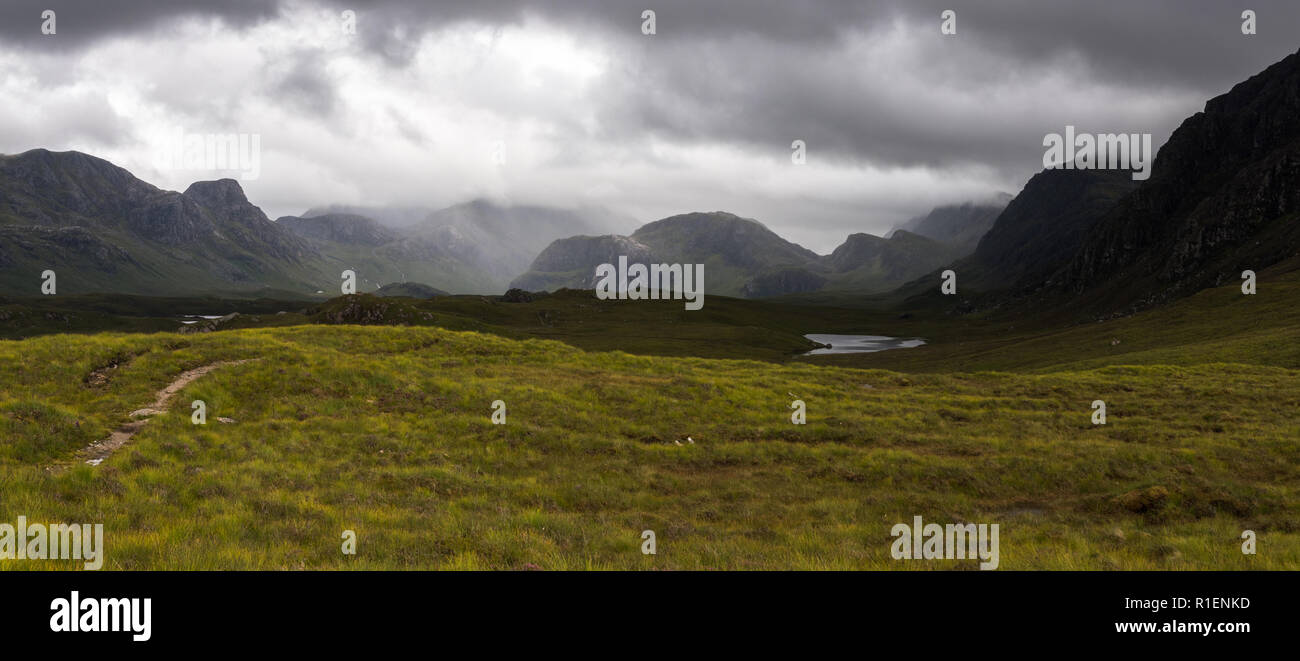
left=1, top=0, right=1297, bottom=252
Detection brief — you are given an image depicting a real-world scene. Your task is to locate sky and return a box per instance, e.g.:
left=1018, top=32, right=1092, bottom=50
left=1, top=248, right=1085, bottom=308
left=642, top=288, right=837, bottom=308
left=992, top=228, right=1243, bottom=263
left=1, top=0, right=1297, bottom=253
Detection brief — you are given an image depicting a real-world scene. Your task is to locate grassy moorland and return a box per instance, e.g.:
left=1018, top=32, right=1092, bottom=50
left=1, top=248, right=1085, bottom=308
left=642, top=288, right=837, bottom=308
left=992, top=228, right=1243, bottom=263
left=1, top=271, right=1297, bottom=569
left=819, top=266, right=1300, bottom=373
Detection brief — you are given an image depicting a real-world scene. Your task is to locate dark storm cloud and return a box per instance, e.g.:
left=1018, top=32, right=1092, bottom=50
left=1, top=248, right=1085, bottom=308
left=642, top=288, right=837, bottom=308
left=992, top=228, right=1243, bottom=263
left=0, top=0, right=280, bottom=47
left=0, top=0, right=875, bottom=51
left=16, top=0, right=1295, bottom=80
left=6, top=0, right=1296, bottom=174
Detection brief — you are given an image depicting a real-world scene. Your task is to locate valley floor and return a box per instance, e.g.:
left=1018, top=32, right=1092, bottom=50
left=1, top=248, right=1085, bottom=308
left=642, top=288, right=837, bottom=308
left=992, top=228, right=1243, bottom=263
left=1, top=318, right=1296, bottom=569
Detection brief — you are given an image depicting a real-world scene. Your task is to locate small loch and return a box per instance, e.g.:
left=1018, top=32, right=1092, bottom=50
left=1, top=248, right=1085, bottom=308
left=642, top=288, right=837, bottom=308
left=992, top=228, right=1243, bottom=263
left=803, top=334, right=926, bottom=355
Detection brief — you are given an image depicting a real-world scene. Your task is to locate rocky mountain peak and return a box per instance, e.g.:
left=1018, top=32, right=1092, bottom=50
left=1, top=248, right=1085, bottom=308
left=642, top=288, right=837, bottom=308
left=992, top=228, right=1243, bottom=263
left=183, top=178, right=252, bottom=210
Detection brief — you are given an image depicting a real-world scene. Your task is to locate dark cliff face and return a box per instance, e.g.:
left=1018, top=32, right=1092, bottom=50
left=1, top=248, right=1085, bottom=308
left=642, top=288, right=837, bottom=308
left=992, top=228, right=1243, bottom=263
left=965, top=168, right=1137, bottom=292
left=1058, top=48, right=1300, bottom=311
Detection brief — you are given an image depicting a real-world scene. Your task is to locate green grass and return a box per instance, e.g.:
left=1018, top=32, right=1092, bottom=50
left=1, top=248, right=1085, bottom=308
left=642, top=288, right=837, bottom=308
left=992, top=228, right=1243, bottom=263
left=818, top=267, right=1300, bottom=373
left=1, top=308, right=1296, bottom=569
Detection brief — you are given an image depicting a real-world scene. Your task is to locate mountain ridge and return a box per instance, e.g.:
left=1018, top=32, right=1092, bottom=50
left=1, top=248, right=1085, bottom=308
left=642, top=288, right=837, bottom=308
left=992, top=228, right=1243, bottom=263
left=511, top=210, right=968, bottom=298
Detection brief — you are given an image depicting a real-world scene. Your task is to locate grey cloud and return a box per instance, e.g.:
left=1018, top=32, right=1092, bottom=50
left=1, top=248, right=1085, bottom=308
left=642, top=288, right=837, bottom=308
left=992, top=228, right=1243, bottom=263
left=0, top=0, right=280, bottom=47
left=270, top=53, right=338, bottom=117
left=7, top=1, right=1298, bottom=93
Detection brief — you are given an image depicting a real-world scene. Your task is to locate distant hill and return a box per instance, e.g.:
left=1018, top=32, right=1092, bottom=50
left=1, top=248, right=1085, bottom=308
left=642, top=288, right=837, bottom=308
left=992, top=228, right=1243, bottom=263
left=817, top=230, right=962, bottom=292
left=302, top=204, right=432, bottom=230
left=301, top=199, right=637, bottom=292
left=511, top=211, right=967, bottom=298
left=511, top=234, right=657, bottom=292
left=414, top=200, right=635, bottom=283
left=628, top=212, right=819, bottom=297
left=888, top=195, right=1011, bottom=256
left=514, top=211, right=830, bottom=297
left=0, top=150, right=323, bottom=296
left=276, top=211, right=501, bottom=294
left=0, top=151, right=636, bottom=297
left=278, top=213, right=398, bottom=246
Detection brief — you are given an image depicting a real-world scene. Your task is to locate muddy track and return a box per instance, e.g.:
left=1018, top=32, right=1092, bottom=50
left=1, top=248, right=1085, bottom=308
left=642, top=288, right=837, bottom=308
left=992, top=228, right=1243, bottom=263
left=81, top=359, right=255, bottom=466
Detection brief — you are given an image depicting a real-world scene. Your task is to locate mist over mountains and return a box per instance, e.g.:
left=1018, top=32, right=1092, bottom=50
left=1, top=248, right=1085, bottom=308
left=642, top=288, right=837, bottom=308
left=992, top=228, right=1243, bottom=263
left=886, top=195, right=1013, bottom=256
left=0, top=153, right=635, bottom=296
left=0, top=148, right=996, bottom=299
left=277, top=200, right=635, bottom=294
left=510, top=210, right=985, bottom=298
left=3, top=47, right=1300, bottom=315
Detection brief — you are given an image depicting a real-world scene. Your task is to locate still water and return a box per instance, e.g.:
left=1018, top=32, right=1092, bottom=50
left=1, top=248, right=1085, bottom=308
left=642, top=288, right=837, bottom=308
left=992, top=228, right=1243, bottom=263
left=803, top=334, right=926, bottom=355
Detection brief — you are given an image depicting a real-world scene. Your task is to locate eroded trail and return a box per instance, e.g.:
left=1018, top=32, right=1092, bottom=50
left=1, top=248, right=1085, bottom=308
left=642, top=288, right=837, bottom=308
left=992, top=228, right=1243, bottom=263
left=82, top=359, right=254, bottom=465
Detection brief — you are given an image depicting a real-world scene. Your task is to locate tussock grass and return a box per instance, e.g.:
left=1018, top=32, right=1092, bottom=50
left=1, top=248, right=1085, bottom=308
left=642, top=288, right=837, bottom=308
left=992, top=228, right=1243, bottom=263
left=1, top=318, right=1295, bottom=569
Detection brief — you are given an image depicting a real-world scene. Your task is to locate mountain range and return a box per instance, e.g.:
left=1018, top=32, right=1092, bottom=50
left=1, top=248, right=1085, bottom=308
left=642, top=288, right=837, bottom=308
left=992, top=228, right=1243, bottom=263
left=0, top=154, right=629, bottom=296
left=510, top=209, right=994, bottom=298
left=299, top=200, right=636, bottom=289
left=0, top=151, right=320, bottom=296
left=0, top=147, right=997, bottom=299
left=4, top=48, right=1300, bottom=313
